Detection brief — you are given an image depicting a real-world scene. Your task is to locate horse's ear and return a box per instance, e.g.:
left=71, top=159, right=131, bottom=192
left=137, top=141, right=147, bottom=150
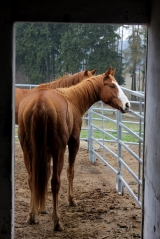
left=111, top=68, right=116, bottom=76
left=84, top=69, right=88, bottom=76
left=91, top=68, right=96, bottom=75
left=104, top=66, right=112, bottom=77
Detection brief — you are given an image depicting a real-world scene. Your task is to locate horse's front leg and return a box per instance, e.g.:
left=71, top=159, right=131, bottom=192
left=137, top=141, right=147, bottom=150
left=67, top=137, right=80, bottom=206
left=51, top=153, right=64, bottom=231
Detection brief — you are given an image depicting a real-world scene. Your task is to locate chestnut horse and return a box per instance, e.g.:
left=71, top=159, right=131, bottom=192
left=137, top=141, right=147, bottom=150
left=15, top=68, right=96, bottom=124
left=18, top=67, right=130, bottom=231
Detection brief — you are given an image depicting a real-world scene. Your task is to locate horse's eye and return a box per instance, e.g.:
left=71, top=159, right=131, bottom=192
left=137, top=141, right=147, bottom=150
left=110, top=84, right=115, bottom=88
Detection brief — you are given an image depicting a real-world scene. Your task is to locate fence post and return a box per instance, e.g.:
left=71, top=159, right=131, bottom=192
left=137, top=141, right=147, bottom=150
left=116, top=110, right=124, bottom=195
left=101, top=102, right=106, bottom=160
left=88, top=106, right=94, bottom=162
left=138, top=97, right=143, bottom=202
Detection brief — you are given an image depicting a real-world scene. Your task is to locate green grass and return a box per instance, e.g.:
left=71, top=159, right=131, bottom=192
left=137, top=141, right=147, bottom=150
left=15, top=127, right=19, bottom=141
left=80, top=127, right=142, bottom=143
left=80, top=131, right=140, bottom=143
left=82, top=111, right=144, bottom=143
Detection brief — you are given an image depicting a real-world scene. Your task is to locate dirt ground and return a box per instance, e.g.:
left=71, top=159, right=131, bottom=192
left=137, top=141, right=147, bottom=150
left=14, top=140, right=141, bottom=239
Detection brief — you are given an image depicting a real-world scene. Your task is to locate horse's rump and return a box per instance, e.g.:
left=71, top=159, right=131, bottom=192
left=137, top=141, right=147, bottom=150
left=18, top=88, right=70, bottom=212
left=19, top=91, right=52, bottom=212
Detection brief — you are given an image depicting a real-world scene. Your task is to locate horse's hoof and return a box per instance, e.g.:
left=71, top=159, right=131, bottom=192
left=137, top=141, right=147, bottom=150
left=54, top=222, right=64, bottom=231
left=27, top=216, right=39, bottom=225
left=69, top=201, right=77, bottom=207
left=39, top=210, right=48, bottom=214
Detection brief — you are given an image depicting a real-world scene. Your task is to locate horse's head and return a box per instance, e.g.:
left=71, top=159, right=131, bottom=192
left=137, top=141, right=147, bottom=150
left=79, top=68, right=96, bottom=81
left=100, top=67, right=130, bottom=113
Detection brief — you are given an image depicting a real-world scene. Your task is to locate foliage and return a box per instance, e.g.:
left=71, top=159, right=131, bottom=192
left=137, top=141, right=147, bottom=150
left=123, top=25, right=147, bottom=91
left=16, top=23, right=125, bottom=85
left=16, top=23, right=66, bottom=84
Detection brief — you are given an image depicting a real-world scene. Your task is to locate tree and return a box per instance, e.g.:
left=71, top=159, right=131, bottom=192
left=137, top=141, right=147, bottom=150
left=16, top=23, right=49, bottom=84
left=123, top=25, right=147, bottom=93
left=16, top=23, right=66, bottom=84
left=16, top=23, right=125, bottom=85
left=55, top=24, right=87, bottom=74
left=56, top=24, right=124, bottom=84
left=87, top=25, right=124, bottom=84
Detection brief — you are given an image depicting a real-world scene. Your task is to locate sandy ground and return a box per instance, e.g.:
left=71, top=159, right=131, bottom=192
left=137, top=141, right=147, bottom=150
left=14, top=140, right=141, bottom=239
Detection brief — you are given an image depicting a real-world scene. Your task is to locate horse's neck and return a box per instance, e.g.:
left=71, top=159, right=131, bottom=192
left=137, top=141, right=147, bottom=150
left=49, top=74, right=78, bottom=89
left=60, top=79, right=101, bottom=116
left=61, top=75, right=78, bottom=87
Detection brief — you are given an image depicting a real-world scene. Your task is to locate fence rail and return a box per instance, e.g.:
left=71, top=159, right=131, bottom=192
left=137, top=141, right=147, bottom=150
left=15, top=84, right=144, bottom=207
left=81, top=88, right=144, bottom=208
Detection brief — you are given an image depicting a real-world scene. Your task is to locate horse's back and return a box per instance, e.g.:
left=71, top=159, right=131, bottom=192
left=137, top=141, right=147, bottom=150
left=15, top=87, right=30, bottom=103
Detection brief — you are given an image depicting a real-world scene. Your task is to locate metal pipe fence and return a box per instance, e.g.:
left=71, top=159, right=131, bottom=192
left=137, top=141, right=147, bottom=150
left=81, top=88, right=144, bottom=208
left=15, top=84, right=144, bottom=207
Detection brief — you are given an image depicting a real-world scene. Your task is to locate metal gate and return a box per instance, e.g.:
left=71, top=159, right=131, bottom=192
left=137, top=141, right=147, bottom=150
left=81, top=88, right=144, bottom=207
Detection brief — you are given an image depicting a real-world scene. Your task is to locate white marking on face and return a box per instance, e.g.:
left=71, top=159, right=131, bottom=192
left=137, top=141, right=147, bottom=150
left=114, top=81, right=131, bottom=111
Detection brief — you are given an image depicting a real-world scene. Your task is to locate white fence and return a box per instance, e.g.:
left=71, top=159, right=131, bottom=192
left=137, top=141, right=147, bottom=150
left=15, top=84, right=144, bottom=207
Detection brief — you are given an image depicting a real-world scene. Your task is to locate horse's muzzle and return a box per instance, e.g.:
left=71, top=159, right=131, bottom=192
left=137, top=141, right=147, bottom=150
left=120, top=102, right=130, bottom=113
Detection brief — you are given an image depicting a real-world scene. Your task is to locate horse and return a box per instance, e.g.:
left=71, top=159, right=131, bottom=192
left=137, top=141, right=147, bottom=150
left=18, top=67, right=130, bottom=231
left=15, top=68, right=96, bottom=124
left=15, top=88, right=30, bottom=125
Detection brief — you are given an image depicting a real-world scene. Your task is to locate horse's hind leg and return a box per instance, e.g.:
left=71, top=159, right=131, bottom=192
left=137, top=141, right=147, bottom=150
left=38, top=153, right=51, bottom=214
left=23, top=154, right=37, bottom=224
left=21, top=149, right=37, bottom=224
left=27, top=195, right=37, bottom=224
left=26, top=154, right=50, bottom=221
left=51, top=151, right=65, bottom=231
left=18, top=113, right=39, bottom=224
left=67, top=137, right=80, bottom=206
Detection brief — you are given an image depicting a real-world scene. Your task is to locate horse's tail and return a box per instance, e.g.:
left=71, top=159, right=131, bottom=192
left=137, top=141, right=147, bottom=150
left=30, top=103, right=49, bottom=213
